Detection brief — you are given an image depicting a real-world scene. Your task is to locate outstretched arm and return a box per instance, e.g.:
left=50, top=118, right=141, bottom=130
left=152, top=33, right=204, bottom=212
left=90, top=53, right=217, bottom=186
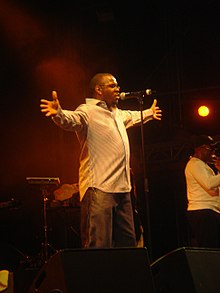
left=40, top=90, right=60, bottom=117
left=150, top=99, right=162, bottom=120
left=121, top=98, right=162, bottom=128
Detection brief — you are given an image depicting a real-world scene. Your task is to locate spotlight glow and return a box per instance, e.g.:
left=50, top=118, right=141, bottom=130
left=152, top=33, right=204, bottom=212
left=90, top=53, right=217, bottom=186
left=198, top=105, right=209, bottom=117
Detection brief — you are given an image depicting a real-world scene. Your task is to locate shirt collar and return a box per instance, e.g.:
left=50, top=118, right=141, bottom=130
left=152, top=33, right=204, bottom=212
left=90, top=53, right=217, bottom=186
left=85, top=98, right=101, bottom=105
left=85, top=98, right=109, bottom=111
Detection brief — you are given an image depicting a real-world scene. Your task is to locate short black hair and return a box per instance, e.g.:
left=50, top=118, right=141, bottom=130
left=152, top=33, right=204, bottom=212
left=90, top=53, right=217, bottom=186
left=88, top=73, right=113, bottom=97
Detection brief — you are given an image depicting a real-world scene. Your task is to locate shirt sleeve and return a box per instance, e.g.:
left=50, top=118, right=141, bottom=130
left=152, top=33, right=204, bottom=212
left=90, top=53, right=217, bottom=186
left=189, top=160, right=220, bottom=190
left=120, top=109, right=153, bottom=129
left=52, top=105, right=88, bottom=132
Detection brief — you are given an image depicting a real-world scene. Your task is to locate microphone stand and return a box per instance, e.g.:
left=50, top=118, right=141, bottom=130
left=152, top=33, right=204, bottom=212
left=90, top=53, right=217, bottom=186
left=138, top=95, right=152, bottom=262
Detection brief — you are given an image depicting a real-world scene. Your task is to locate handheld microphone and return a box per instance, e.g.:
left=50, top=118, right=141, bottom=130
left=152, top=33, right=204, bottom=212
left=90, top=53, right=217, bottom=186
left=119, top=89, right=154, bottom=100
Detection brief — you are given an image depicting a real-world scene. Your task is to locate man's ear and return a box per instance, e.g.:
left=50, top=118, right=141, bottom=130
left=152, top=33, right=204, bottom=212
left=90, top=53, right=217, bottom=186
left=95, top=85, right=102, bottom=95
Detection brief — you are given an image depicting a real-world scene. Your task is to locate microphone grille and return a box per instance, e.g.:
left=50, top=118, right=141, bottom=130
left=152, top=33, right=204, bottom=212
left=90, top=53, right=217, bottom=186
left=119, top=92, right=126, bottom=100
left=146, top=89, right=152, bottom=95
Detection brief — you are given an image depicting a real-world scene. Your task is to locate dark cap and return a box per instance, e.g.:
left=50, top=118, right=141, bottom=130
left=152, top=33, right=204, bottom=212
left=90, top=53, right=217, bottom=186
left=193, top=135, right=214, bottom=148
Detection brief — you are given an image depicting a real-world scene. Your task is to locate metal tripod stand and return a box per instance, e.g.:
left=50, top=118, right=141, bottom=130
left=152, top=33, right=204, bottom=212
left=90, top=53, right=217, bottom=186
left=26, top=177, right=60, bottom=264
left=41, top=185, right=54, bottom=263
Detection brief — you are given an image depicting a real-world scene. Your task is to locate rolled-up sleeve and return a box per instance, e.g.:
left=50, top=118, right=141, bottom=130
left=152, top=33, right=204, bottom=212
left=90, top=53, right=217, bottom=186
left=120, top=109, right=153, bottom=129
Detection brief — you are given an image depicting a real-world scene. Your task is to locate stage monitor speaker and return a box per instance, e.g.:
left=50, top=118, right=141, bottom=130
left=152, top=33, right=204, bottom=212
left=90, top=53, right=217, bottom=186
left=28, top=247, right=155, bottom=293
left=151, top=247, right=220, bottom=293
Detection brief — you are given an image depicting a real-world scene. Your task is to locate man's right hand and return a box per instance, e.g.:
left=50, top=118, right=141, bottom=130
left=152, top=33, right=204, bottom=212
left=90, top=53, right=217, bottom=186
left=40, top=90, right=60, bottom=117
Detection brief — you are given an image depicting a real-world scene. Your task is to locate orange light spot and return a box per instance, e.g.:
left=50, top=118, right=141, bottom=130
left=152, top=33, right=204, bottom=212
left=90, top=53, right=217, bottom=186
left=198, top=106, right=209, bottom=117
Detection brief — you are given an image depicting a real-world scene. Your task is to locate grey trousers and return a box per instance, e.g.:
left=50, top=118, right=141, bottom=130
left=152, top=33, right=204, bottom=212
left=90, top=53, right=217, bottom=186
left=80, top=187, right=137, bottom=248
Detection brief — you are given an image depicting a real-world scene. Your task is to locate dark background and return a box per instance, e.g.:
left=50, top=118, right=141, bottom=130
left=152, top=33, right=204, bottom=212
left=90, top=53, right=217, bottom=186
left=0, top=0, right=220, bottom=266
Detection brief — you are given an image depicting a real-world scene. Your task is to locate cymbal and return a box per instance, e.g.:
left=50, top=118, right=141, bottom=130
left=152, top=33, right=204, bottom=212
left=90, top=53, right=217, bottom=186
left=53, top=183, right=79, bottom=201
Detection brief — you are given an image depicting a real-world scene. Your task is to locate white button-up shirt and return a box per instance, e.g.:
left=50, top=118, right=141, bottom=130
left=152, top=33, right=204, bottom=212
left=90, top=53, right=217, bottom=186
left=185, top=157, right=220, bottom=213
left=53, top=98, right=153, bottom=200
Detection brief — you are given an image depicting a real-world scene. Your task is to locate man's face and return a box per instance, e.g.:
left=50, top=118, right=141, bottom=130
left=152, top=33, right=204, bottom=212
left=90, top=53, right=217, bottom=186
left=199, top=144, right=214, bottom=162
left=215, top=156, right=220, bottom=171
left=98, top=76, right=120, bottom=108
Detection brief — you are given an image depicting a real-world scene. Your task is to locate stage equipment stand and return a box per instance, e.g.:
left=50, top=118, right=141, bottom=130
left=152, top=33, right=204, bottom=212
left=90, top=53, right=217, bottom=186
left=138, top=94, right=153, bottom=261
left=26, top=177, right=60, bottom=264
